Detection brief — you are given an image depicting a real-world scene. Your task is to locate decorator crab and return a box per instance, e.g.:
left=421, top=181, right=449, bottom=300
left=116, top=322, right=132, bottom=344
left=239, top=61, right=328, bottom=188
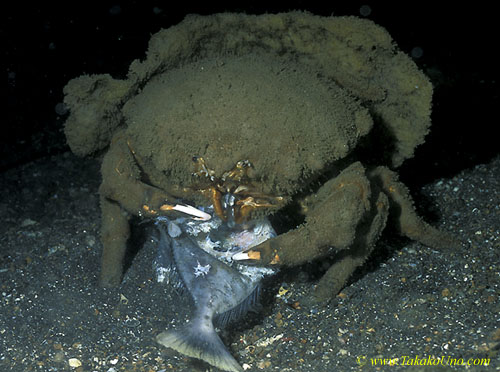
left=64, top=12, right=457, bottom=303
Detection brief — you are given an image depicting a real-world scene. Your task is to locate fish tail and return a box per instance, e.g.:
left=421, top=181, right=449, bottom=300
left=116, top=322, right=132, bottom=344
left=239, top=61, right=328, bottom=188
left=156, top=317, right=243, bottom=372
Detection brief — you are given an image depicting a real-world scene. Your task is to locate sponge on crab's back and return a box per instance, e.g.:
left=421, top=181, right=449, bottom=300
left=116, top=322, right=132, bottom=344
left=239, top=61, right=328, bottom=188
left=123, top=53, right=373, bottom=196
left=63, top=12, right=432, bottom=176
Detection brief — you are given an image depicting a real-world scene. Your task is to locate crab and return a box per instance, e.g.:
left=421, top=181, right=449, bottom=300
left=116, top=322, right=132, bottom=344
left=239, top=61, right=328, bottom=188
left=63, top=12, right=458, bottom=303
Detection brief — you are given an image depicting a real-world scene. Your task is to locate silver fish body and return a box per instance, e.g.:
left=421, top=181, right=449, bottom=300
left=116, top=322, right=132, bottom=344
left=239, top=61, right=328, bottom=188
left=155, top=216, right=276, bottom=372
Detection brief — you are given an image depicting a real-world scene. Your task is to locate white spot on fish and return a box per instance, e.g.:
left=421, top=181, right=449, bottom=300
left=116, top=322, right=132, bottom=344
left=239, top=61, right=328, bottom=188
left=193, top=261, right=211, bottom=277
left=156, top=267, right=169, bottom=283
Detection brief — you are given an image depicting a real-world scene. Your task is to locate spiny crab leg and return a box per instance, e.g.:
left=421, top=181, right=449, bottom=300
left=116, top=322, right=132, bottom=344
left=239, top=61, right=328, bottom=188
left=159, top=203, right=212, bottom=221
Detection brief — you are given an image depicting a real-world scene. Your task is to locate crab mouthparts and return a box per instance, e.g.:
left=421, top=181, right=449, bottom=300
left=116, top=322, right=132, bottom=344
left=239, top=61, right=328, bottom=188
left=192, top=157, right=284, bottom=223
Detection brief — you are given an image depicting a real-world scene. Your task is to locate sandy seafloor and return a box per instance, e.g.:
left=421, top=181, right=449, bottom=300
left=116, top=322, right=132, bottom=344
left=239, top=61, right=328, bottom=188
left=0, top=152, right=498, bottom=372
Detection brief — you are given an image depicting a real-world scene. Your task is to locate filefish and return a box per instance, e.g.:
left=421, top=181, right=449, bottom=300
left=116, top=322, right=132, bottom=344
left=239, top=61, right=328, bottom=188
left=154, top=211, right=276, bottom=372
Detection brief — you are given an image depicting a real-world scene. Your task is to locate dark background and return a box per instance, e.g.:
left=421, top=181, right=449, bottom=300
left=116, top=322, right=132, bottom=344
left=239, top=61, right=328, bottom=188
left=3, top=2, right=498, bottom=187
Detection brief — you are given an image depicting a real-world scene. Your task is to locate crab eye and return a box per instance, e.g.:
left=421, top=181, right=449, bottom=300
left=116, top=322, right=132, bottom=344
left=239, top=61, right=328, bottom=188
left=192, top=156, right=199, bottom=162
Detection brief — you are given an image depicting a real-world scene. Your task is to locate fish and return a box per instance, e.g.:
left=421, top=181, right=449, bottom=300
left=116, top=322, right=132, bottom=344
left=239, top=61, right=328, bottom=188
left=154, top=212, right=276, bottom=372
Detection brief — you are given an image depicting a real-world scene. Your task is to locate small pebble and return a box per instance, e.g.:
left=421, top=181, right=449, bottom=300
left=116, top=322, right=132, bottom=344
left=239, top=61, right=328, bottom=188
left=68, top=358, right=82, bottom=368
left=21, top=219, right=37, bottom=227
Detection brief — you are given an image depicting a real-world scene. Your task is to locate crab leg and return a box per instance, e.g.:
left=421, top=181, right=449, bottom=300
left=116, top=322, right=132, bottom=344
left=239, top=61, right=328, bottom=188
left=99, top=135, right=211, bottom=286
left=368, top=166, right=460, bottom=249
left=100, top=196, right=131, bottom=287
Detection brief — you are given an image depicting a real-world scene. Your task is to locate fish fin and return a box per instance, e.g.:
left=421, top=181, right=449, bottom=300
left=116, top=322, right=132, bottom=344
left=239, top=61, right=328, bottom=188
left=153, top=224, right=185, bottom=289
left=215, top=284, right=261, bottom=327
left=156, top=320, right=243, bottom=372
left=153, top=260, right=185, bottom=290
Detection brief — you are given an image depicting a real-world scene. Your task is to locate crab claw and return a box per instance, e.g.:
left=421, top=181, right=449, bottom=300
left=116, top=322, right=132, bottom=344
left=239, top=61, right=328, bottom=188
left=159, top=203, right=212, bottom=221
left=232, top=249, right=263, bottom=262
left=232, top=239, right=281, bottom=264
left=235, top=162, right=375, bottom=269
